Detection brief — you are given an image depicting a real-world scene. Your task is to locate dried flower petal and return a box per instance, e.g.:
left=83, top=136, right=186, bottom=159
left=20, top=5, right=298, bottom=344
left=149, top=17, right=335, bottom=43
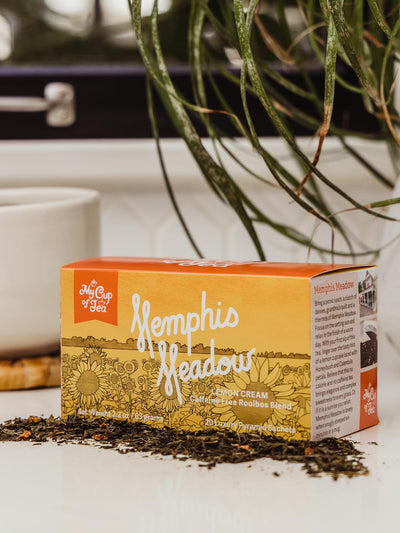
left=17, top=430, right=32, bottom=440
left=28, top=416, right=42, bottom=424
left=92, top=434, right=108, bottom=441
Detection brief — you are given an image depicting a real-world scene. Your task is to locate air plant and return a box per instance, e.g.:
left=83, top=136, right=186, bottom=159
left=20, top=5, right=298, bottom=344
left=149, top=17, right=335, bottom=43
left=128, top=0, right=400, bottom=261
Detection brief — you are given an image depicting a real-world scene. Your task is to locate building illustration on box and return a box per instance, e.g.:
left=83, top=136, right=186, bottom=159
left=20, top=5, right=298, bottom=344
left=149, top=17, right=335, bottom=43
left=358, top=270, right=377, bottom=315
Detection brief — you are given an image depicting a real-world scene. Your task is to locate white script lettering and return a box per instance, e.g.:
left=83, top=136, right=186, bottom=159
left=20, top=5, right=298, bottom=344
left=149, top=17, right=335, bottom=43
left=130, top=292, right=254, bottom=405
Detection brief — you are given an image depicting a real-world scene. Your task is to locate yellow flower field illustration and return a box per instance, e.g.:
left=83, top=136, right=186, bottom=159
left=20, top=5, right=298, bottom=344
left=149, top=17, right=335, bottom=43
left=61, top=337, right=311, bottom=437
left=61, top=344, right=140, bottom=417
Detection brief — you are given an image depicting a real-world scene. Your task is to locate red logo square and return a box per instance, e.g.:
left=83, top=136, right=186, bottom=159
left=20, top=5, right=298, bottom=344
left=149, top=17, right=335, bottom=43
left=74, top=269, right=118, bottom=325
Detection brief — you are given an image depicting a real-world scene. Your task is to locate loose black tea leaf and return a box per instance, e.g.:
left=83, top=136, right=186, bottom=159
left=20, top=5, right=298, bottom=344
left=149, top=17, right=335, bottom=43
left=0, top=416, right=369, bottom=479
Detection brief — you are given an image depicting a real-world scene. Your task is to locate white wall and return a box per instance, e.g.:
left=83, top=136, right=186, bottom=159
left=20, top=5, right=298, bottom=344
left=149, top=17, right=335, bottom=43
left=0, top=136, right=395, bottom=262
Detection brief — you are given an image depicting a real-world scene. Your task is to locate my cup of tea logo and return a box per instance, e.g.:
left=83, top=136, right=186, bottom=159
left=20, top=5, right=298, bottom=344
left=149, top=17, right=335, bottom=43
left=362, top=383, right=377, bottom=416
left=80, top=279, right=113, bottom=313
left=74, top=270, right=118, bottom=325
left=360, top=367, right=379, bottom=428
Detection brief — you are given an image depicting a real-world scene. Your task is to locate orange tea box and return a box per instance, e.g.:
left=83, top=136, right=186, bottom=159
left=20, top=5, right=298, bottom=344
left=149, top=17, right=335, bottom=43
left=60, top=258, right=378, bottom=440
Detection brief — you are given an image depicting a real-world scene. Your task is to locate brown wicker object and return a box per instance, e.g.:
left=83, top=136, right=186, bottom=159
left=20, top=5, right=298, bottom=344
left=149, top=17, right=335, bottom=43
left=0, top=355, right=60, bottom=391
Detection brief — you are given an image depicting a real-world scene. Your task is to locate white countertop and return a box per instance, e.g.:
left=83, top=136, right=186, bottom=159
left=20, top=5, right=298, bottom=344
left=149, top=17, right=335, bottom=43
left=0, top=334, right=399, bottom=533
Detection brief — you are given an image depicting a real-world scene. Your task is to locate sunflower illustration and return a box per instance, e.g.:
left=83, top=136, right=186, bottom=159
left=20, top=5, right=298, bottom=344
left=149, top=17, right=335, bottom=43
left=148, top=372, right=191, bottom=413
left=124, top=378, right=135, bottom=392
left=82, top=345, right=107, bottom=366
left=61, top=354, right=72, bottom=379
left=109, top=372, right=120, bottom=387
left=283, top=363, right=311, bottom=421
left=61, top=396, right=77, bottom=417
left=124, top=360, right=138, bottom=374
left=68, top=359, right=109, bottom=409
left=191, top=372, right=221, bottom=399
left=212, top=357, right=298, bottom=431
left=172, top=406, right=204, bottom=431
left=114, top=361, right=125, bottom=375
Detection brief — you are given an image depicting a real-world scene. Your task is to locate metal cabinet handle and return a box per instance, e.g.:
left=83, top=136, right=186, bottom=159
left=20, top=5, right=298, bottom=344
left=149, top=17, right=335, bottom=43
left=0, top=82, right=75, bottom=127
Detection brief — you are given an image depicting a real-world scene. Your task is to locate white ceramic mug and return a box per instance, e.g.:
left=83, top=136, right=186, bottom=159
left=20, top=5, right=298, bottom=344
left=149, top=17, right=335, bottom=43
left=0, top=187, right=100, bottom=358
